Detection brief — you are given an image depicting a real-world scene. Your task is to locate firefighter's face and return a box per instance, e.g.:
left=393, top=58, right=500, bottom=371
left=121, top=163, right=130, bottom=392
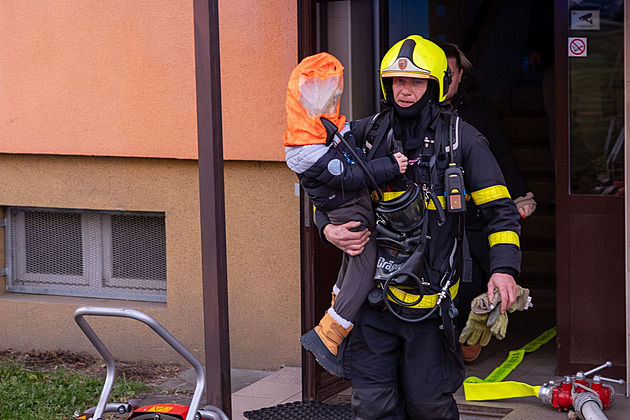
left=392, top=77, right=428, bottom=107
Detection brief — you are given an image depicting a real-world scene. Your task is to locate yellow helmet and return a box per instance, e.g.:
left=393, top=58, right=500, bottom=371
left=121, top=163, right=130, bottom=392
left=380, top=35, right=451, bottom=102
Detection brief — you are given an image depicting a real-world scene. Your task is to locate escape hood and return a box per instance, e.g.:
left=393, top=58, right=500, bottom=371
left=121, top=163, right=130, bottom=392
left=283, top=52, right=346, bottom=147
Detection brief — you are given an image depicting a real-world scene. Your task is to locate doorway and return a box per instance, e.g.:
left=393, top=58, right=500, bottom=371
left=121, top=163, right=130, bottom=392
left=555, top=0, right=625, bottom=377
left=298, top=0, right=572, bottom=400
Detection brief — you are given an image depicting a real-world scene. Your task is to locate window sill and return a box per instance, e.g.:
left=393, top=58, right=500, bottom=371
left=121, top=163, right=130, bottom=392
left=0, top=292, right=167, bottom=310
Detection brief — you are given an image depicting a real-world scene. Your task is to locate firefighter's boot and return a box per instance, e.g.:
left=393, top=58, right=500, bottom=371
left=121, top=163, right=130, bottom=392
left=299, top=311, right=352, bottom=377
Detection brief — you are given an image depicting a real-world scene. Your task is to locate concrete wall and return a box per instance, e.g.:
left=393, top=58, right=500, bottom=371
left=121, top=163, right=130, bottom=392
left=0, top=0, right=302, bottom=370
left=0, top=155, right=204, bottom=362
left=225, top=161, right=301, bottom=369
left=0, top=156, right=301, bottom=369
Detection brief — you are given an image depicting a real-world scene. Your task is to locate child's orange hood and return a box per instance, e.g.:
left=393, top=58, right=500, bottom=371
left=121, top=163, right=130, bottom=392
left=283, top=52, right=346, bottom=147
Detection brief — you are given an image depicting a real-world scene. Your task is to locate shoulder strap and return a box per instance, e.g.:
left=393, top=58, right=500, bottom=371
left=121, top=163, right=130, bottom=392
left=444, top=112, right=461, bottom=164
left=363, top=109, right=392, bottom=160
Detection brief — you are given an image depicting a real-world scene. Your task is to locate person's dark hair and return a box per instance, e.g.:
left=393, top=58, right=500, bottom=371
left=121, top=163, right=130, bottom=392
left=440, top=43, right=484, bottom=108
left=440, top=43, right=473, bottom=73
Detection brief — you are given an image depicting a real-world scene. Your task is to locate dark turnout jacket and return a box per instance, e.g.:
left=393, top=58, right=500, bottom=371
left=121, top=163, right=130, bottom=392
left=317, top=105, right=522, bottom=298
left=286, top=126, right=399, bottom=212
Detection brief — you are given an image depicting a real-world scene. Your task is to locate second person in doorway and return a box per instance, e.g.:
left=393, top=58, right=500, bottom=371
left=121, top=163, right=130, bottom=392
left=441, top=42, right=536, bottom=362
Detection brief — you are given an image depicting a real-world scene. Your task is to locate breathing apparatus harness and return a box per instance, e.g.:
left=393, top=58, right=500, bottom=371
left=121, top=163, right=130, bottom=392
left=357, top=108, right=471, bottom=345
left=320, top=111, right=470, bottom=352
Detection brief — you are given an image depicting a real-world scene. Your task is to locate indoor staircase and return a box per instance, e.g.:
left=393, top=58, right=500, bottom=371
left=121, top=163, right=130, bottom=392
left=496, top=79, right=556, bottom=308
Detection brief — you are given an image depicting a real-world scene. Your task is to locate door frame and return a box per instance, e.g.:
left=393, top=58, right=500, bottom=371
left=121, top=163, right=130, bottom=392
left=625, top=0, right=630, bottom=397
left=298, top=0, right=353, bottom=402
left=555, top=0, right=627, bottom=378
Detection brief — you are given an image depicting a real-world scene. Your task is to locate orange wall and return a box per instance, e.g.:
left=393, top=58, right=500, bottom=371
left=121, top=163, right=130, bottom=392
left=0, top=1, right=296, bottom=162
left=219, top=0, right=297, bottom=162
left=0, top=1, right=198, bottom=159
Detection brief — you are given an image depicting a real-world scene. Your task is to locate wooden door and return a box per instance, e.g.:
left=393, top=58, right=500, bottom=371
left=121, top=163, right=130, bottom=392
left=555, top=0, right=626, bottom=378
left=298, top=0, right=382, bottom=401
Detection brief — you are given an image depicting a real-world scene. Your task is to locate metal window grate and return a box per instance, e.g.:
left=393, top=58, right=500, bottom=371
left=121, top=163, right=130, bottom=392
left=111, top=215, right=166, bottom=280
left=6, top=207, right=167, bottom=302
left=25, top=211, right=84, bottom=276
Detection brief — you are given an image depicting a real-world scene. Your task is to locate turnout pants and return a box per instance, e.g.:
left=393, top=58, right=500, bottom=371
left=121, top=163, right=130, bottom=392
left=349, top=302, right=465, bottom=420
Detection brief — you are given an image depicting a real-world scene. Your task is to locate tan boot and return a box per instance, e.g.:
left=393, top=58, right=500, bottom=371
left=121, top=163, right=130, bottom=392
left=314, top=312, right=353, bottom=356
left=461, top=342, right=482, bottom=363
left=300, top=311, right=353, bottom=377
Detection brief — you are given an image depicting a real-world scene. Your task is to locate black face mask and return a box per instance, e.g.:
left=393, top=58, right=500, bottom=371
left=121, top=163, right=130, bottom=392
left=393, top=89, right=431, bottom=120
left=390, top=81, right=439, bottom=151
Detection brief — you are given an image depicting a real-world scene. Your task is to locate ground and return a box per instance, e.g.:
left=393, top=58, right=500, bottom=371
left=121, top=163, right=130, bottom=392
left=0, top=348, right=185, bottom=387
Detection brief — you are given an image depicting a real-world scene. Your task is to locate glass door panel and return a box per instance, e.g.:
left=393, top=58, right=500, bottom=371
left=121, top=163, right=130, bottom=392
left=569, top=2, right=624, bottom=195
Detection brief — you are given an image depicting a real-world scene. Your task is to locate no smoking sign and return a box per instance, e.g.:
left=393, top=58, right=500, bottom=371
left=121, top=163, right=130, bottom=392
left=568, top=37, right=587, bottom=57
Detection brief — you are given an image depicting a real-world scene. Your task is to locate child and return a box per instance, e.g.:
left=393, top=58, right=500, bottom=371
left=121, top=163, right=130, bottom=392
left=283, top=52, right=407, bottom=376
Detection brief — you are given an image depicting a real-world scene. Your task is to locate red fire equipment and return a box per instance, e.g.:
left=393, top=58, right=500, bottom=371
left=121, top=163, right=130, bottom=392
left=538, top=361, right=624, bottom=419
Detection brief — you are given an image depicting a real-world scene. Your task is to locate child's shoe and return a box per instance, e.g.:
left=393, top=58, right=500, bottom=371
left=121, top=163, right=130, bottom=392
left=299, top=311, right=352, bottom=377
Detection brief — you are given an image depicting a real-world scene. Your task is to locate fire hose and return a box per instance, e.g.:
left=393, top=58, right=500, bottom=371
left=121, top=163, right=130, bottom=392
left=463, top=328, right=624, bottom=420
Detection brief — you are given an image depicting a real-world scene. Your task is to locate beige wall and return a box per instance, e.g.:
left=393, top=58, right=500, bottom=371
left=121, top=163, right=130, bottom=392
left=0, top=155, right=301, bottom=369
left=225, top=161, right=301, bottom=369
left=0, top=154, right=204, bottom=362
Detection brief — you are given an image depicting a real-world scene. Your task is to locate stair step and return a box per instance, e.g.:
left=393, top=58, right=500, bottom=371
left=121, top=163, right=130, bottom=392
left=518, top=169, right=554, bottom=183
left=521, top=248, right=556, bottom=275
left=521, top=216, right=556, bottom=244
left=513, top=149, right=554, bottom=172
left=503, top=116, right=549, bottom=140
left=495, top=99, right=548, bottom=119
left=509, top=137, right=551, bottom=150
left=519, top=272, right=556, bottom=288
left=493, top=81, right=555, bottom=310
left=522, top=285, right=556, bottom=308
left=509, top=80, right=545, bottom=111
left=519, top=272, right=556, bottom=287
left=526, top=180, right=555, bottom=204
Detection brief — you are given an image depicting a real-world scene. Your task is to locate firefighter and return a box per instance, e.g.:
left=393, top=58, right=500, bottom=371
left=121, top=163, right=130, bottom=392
left=317, top=35, right=522, bottom=419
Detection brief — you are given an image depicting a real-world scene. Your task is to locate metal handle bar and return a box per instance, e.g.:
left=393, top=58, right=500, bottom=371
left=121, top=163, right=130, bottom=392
left=583, top=361, right=613, bottom=377
left=594, top=375, right=625, bottom=386
left=74, top=306, right=209, bottom=420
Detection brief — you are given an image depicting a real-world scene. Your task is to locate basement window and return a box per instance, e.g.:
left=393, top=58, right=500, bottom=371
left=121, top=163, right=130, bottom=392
left=5, top=207, right=167, bottom=302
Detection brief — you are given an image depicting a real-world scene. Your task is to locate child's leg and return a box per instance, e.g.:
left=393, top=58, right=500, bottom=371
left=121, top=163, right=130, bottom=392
left=325, top=189, right=376, bottom=326
left=310, top=190, right=375, bottom=349
left=331, top=254, right=348, bottom=305
left=329, top=235, right=376, bottom=324
left=307, top=237, right=376, bottom=362
left=300, top=190, right=375, bottom=376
